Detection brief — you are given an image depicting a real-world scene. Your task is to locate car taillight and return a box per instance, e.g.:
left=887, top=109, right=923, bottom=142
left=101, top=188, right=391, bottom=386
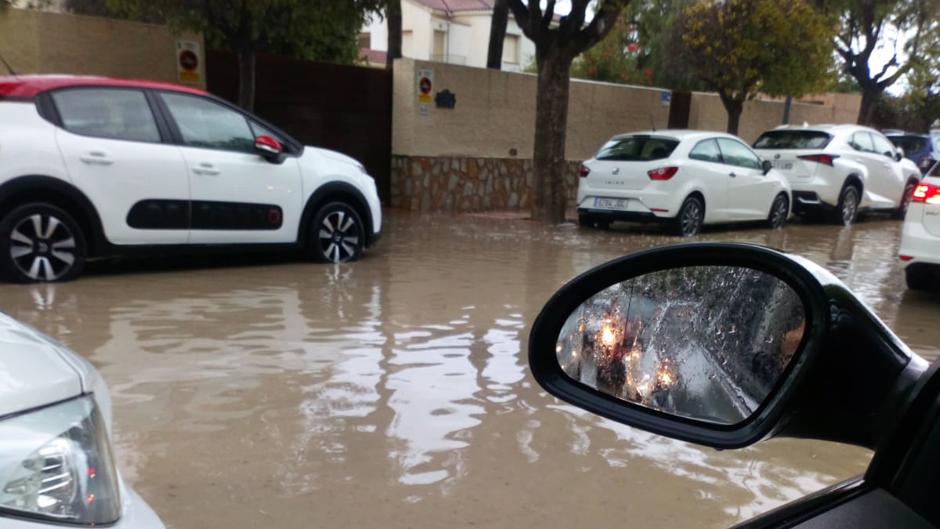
left=797, top=154, right=839, bottom=166
left=579, top=165, right=590, bottom=178
left=912, top=183, right=940, bottom=204
left=648, top=167, right=678, bottom=180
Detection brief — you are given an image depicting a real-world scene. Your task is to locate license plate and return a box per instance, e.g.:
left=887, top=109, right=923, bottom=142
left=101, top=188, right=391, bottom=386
left=773, top=161, right=794, bottom=170
left=594, top=197, right=628, bottom=210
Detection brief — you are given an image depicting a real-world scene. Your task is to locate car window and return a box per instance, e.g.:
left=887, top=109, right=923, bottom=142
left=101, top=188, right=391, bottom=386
left=596, top=136, right=679, bottom=161
left=716, top=138, right=762, bottom=169
left=753, top=130, right=831, bottom=149
left=160, top=92, right=255, bottom=153
left=889, top=136, right=929, bottom=154
left=689, top=139, right=722, bottom=163
left=849, top=132, right=876, bottom=153
left=871, top=133, right=896, bottom=158
left=52, top=88, right=161, bottom=143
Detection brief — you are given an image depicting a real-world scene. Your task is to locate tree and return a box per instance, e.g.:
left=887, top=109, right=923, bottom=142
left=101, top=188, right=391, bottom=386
left=677, top=0, right=835, bottom=134
left=385, top=0, right=402, bottom=68
left=487, top=0, right=510, bottom=69
left=824, top=0, right=939, bottom=125
left=107, top=0, right=382, bottom=110
left=507, top=0, right=631, bottom=223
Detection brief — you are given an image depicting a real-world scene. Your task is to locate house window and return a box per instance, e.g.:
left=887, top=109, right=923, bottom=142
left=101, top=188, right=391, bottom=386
left=502, top=35, right=520, bottom=64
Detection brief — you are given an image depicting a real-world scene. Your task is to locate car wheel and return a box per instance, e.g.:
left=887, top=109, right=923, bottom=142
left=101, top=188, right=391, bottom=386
left=767, top=194, right=789, bottom=229
left=834, top=185, right=860, bottom=226
left=0, top=203, right=86, bottom=283
left=905, top=266, right=931, bottom=291
left=306, top=201, right=364, bottom=263
left=895, top=181, right=917, bottom=220
left=675, top=196, right=705, bottom=237
left=578, top=214, right=593, bottom=228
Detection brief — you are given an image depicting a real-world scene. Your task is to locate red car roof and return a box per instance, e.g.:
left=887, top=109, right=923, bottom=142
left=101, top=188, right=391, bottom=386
left=0, top=75, right=208, bottom=99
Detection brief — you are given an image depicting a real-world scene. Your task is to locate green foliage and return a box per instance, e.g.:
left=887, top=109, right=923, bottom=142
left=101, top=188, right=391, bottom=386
left=678, top=0, right=836, bottom=101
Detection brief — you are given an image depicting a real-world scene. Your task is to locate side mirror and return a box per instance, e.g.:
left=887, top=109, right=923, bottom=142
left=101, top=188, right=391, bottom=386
left=761, top=159, right=773, bottom=175
left=895, top=148, right=905, bottom=162
left=254, top=135, right=285, bottom=164
left=528, top=243, right=927, bottom=450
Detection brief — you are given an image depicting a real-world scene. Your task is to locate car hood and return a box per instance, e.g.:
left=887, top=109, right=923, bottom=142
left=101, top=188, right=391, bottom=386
left=0, top=312, right=84, bottom=417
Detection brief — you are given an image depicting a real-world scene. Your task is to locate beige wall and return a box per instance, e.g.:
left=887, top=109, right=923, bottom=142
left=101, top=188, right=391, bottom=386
left=0, top=8, right=205, bottom=89
left=393, top=58, right=862, bottom=160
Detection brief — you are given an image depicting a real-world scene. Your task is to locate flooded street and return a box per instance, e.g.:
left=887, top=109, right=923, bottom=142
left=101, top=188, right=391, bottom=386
left=1, top=212, right=937, bottom=529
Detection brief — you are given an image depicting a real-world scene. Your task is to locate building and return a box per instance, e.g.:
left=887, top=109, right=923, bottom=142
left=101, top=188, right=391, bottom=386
left=361, top=0, right=536, bottom=71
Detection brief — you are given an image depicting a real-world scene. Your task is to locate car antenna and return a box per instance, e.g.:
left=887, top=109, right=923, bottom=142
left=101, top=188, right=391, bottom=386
left=0, top=53, right=17, bottom=77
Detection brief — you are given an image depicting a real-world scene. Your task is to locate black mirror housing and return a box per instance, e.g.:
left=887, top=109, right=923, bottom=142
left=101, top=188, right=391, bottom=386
left=762, top=159, right=773, bottom=174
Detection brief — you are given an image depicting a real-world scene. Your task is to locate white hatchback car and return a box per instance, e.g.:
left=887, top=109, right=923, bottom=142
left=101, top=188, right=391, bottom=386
left=0, top=75, right=382, bottom=283
left=899, top=163, right=940, bottom=290
left=577, top=130, right=791, bottom=236
left=0, top=312, right=163, bottom=528
left=753, top=125, right=922, bottom=225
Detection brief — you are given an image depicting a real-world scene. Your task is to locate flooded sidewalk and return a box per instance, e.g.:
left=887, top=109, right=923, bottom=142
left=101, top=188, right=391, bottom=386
left=0, top=212, right=934, bottom=529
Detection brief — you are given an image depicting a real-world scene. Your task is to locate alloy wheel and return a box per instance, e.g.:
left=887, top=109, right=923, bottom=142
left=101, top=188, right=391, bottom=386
left=841, top=188, right=859, bottom=225
left=899, top=183, right=915, bottom=218
left=770, top=196, right=788, bottom=229
left=9, top=213, right=77, bottom=281
left=680, top=200, right=703, bottom=236
left=318, top=209, right=361, bottom=263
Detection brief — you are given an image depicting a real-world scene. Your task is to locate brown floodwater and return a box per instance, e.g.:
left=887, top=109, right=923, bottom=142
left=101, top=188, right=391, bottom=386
left=1, top=212, right=937, bottom=529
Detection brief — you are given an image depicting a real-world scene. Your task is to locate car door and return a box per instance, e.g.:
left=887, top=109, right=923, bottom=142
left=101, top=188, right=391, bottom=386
left=51, top=87, right=190, bottom=244
left=870, top=132, right=906, bottom=206
left=845, top=131, right=893, bottom=208
left=716, top=138, right=773, bottom=220
left=686, top=138, right=731, bottom=221
left=157, top=91, right=303, bottom=244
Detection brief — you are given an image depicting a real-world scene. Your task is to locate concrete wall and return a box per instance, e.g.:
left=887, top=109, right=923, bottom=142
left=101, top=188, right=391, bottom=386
left=0, top=8, right=205, bottom=89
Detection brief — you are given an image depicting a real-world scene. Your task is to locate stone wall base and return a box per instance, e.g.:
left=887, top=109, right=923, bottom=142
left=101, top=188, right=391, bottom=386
left=390, top=156, right=581, bottom=212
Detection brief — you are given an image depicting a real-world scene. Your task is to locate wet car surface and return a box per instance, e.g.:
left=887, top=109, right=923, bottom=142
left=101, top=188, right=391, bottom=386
left=0, top=212, right=935, bottom=529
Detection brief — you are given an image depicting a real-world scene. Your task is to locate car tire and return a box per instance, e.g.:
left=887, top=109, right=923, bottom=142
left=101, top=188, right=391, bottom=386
left=905, top=266, right=931, bottom=291
left=305, top=201, right=365, bottom=263
left=895, top=180, right=917, bottom=220
left=767, top=194, right=789, bottom=229
left=834, top=185, right=860, bottom=226
left=578, top=214, right=610, bottom=230
left=0, top=203, right=86, bottom=283
left=675, top=196, right=705, bottom=237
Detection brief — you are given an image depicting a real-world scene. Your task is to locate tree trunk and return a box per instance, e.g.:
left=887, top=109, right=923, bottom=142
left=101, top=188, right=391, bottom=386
left=386, top=0, right=402, bottom=69
left=487, top=0, right=509, bottom=69
left=857, top=86, right=880, bottom=125
left=718, top=93, right=743, bottom=135
left=237, top=49, right=256, bottom=111
left=531, top=48, right=573, bottom=223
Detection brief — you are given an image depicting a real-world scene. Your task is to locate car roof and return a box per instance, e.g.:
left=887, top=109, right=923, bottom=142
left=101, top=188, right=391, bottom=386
left=0, top=74, right=208, bottom=99
left=610, top=129, right=739, bottom=141
left=766, top=124, right=869, bottom=134
left=887, top=132, right=930, bottom=139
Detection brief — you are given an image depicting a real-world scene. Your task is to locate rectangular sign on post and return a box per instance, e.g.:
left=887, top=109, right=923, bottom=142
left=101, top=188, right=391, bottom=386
left=417, top=68, right=434, bottom=105
left=176, top=40, right=202, bottom=84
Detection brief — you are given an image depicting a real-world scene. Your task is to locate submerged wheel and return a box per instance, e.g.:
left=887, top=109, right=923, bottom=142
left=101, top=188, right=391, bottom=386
left=895, top=180, right=917, bottom=220
left=0, top=203, right=86, bottom=283
left=834, top=185, right=860, bottom=226
left=306, top=202, right=365, bottom=263
left=675, top=196, right=704, bottom=236
left=905, top=266, right=932, bottom=291
left=767, top=194, right=789, bottom=229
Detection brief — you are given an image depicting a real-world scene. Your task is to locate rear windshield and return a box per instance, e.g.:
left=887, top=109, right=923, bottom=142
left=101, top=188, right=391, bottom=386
left=889, top=136, right=930, bottom=154
left=596, top=136, right=679, bottom=161
left=753, top=130, right=832, bottom=149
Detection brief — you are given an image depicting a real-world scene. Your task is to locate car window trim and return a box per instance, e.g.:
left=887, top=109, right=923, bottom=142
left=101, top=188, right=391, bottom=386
left=46, top=86, right=170, bottom=145
left=689, top=138, right=724, bottom=164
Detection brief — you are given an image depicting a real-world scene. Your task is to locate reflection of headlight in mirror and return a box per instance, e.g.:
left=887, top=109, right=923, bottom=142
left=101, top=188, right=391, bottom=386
left=0, top=396, right=121, bottom=525
left=600, top=321, right=618, bottom=347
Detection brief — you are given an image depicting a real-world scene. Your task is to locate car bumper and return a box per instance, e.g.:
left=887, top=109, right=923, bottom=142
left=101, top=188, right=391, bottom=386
left=0, top=487, right=164, bottom=529
left=899, top=217, right=940, bottom=269
left=576, top=187, right=678, bottom=220
left=788, top=179, right=842, bottom=211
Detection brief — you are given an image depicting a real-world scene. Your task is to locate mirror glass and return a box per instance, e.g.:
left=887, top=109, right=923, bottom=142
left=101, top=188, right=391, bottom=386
left=556, top=266, right=805, bottom=425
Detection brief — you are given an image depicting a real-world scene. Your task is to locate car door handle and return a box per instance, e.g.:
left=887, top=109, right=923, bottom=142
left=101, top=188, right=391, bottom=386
left=729, top=172, right=737, bottom=178
left=79, top=151, right=113, bottom=165
left=192, top=163, right=220, bottom=176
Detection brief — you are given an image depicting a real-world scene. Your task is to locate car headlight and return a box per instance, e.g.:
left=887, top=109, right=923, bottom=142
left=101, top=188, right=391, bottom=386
left=0, top=396, right=121, bottom=525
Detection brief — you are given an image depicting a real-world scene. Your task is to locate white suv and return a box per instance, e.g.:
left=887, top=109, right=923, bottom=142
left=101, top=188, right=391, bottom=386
left=753, top=125, right=921, bottom=225
left=899, top=162, right=940, bottom=290
left=0, top=75, right=382, bottom=283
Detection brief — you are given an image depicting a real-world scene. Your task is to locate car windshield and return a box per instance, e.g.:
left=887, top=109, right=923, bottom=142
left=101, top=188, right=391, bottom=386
left=596, top=136, right=679, bottom=161
left=753, top=130, right=832, bottom=149
left=889, top=136, right=930, bottom=154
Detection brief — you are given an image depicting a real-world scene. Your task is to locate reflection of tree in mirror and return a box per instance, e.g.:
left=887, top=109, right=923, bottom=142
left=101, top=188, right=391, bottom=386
left=556, top=267, right=805, bottom=425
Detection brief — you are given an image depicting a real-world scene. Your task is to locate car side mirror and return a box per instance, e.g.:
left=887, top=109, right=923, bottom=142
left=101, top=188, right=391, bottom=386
left=528, top=243, right=927, bottom=450
left=254, top=135, right=285, bottom=164
left=895, top=149, right=904, bottom=162
left=761, top=159, right=772, bottom=175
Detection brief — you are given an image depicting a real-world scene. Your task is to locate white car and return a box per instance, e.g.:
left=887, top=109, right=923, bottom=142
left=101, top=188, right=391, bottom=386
left=577, top=130, right=791, bottom=236
left=899, top=163, right=940, bottom=290
left=0, top=312, right=164, bottom=528
left=753, top=124, right=922, bottom=225
left=0, top=75, right=382, bottom=283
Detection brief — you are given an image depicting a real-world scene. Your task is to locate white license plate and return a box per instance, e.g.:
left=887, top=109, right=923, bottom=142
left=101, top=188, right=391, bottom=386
left=773, top=161, right=794, bottom=170
left=594, top=197, right=628, bottom=210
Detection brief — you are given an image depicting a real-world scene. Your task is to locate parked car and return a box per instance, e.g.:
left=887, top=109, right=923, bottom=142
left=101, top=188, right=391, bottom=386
left=577, top=130, right=791, bottom=236
left=0, top=75, right=382, bottom=283
left=887, top=132, right=938, bottom=175
left=752, top=124, right=922, bottom=225
left=0, top=312, right=164, bottom=528
left=900, top=161, right=940, bottom=290
left=530, top=243, right=940, bottom=529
